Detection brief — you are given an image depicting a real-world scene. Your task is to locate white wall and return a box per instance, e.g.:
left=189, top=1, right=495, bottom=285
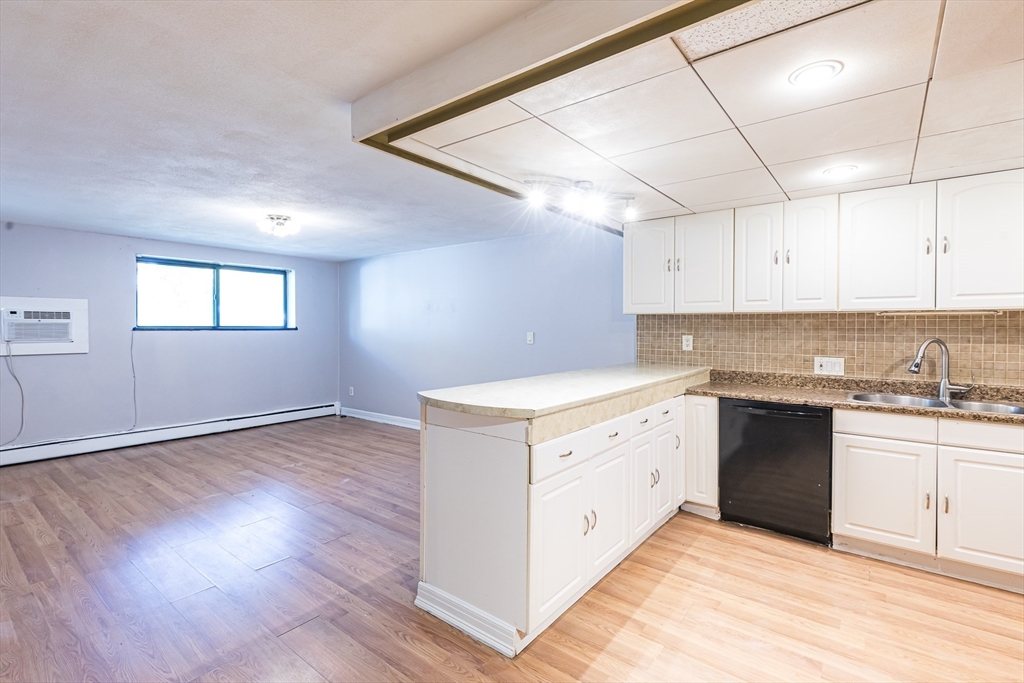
left=338, top=224, right=635, bottom=421
left=0, top=223, right=340, bottom=447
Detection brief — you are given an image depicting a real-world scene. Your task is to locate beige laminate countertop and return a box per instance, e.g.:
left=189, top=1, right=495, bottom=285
left=418, top=364, right=710, bottom=419
left=687, top=381, right=1024, bottom=425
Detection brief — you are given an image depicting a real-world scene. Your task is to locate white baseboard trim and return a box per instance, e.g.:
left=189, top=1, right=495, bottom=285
left=341, top=407, right=419, bottom=430
left=0, top=404, right=337, bottom=467
left=415, top=582, right=517, bottom=658
left=681, top=502, right=721, bottom=520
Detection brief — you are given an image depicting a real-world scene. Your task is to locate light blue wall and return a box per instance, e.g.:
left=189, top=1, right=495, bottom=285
left=338, top=224, right=636, bottom=420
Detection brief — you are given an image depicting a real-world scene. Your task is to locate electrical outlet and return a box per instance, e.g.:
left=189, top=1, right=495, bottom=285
left=526, top=332, right=534, bottom=345
left=681, top=335, right=693, bottom=351
left=349, top=386, right=354, bottom=396
left=814, top=357, right=845, bottom=376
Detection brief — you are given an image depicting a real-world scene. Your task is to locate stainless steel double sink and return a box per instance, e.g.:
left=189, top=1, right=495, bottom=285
left=848, top=393, right=1024, bottom=415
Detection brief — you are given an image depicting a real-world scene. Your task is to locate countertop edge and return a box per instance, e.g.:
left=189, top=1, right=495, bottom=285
left=686, top=382, right=1024, bottom=425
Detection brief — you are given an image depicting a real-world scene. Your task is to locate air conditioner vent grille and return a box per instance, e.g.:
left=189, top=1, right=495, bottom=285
left=3, top=320, right=73, bottom=342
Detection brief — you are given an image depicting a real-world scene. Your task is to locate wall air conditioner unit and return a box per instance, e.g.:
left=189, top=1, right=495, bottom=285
left=0, top=297, right=89, bottom=355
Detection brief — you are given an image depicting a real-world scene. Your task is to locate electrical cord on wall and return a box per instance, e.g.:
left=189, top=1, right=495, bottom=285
left=1, top=341, right=25, bottom=447
left=113, top=328, right=138, bottom=434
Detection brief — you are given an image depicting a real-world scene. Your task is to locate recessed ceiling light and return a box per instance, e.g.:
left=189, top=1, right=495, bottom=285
left=788, top=60, right=844, bottom=86
left=822, top=165, right=858, bottom=179
left=257, top=214, right=300, bottom=237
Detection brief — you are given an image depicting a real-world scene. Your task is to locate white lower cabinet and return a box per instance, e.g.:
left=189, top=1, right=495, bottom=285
left=629, top=431, right=655, bottom=543
left=937, top=446, right=1024, bottom=574
left=832, top=433, right=937, bottom=554
left=673, top=397, right=686, bottom=507
left=684, top=395, right=719, bottom=508
left=653, top=423, right=675, bottom=519
left=528, top=463, right=589, bottom=629
left=587, top=444, right=631, bottom=577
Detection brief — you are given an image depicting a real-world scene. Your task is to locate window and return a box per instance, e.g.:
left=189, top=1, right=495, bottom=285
left=136, top=257, right=293, bottom=329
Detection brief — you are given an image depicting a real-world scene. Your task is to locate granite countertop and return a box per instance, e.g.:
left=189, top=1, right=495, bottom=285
left=418, top=364, right=710, bottom=419
left=687, top=371, right=1024, bottom=425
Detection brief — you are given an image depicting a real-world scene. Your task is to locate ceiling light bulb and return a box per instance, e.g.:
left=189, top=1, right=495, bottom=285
left=526, top=187, right=547, bottom=208
left=788, top=60, right=844, bottom=86
left=624, top=205, right=638, bottom=222
left=257, top=214, right=300, bottom=237
left=582, top=193, right=607, bottom=221
left=822, top=165, right=858, bottom=179
left=562, top=189, right=584, bottom=214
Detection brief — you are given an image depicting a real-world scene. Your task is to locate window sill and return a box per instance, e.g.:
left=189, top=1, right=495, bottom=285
left=133, top=327, right=298, bottom=331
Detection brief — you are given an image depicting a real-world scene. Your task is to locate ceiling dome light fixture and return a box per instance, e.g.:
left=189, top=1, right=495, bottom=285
left=788, top=60, right=844, bottom=86
left=257, top=214, right=300, bottom=237
left=822, top=164, right=859, bottom=179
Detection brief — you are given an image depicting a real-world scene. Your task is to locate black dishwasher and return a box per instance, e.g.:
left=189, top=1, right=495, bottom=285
left=719, top=398, right=832, bottom=545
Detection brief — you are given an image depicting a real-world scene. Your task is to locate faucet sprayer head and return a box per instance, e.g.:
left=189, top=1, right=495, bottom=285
left=907, top=356, right=923, bottom=374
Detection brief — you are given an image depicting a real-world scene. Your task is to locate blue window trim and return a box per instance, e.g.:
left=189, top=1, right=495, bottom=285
left=134, top=255, right=293, bottom=330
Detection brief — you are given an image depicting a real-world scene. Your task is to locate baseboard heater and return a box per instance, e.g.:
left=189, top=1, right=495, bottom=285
left=0, top=403, right=339, bottom=467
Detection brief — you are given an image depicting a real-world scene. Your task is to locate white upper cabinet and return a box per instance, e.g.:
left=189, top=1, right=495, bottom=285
left=734, top=203, right=784, bottom=312
left=936, top=169, right=1024, bottom=310
left=675, top=210, right=734, bottom=313
left=839, top=182, right=937, bottom=311
left=783, top=195, right=839, bottom=311
left=623, top=219, right=674, bottom=314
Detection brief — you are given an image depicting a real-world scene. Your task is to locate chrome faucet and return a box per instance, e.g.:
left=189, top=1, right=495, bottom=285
left=907, top=338, right=973, bottom=405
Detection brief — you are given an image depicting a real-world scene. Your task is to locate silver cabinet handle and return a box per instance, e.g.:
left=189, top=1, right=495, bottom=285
left=650, top=473, right=656, bottom=488
left=925, top=492, right=930, bottom=509
left=608, top=431, right=618, bottom=439
left=559, top=450, right=573, bottom=458
left=926, top=238, right=932, bottom=255
left=640, top=418, right=648, bottom=424
left=785, top=249, right=791, bottom=264
left=667, top=258, right=672, bottom=272
left=675, top=435, right=680, bottom=449
left=774, top=250, right=779, bottom=265
left=590, top=509, right=597, bottom=529
left=676, top=257, right=680, bottom=271
left=943, top=236, right=950, bottom=254
left=662, top=409, right=670, bottom=415
left=944, top=496, right=949, bottom=514
left=583, top=515, right=590, bottom=536
left=655, top=468, right=660, bottom=484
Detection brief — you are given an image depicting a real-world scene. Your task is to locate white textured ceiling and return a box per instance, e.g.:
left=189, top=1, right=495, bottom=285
left=0, top=0, right=550, bottom=260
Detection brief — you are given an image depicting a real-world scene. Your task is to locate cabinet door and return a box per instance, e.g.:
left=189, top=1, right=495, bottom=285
left=832, top=434, right=937, bottom=554
left=528, top=463, right=589, bottom=629
left=674, top=397, right=686, bottom=506
left=783, top=195, right=838, bottom=311
left=734, top=203, right=784, bottom=312
left=674, top=211, right=734, bottom=313
left=653, top=422, right=676, bottom=519
left=839, top=183, right=936, bottom=311
left=937, top=446, right=1024, bottom=574
left=629, top=432, right=655, bottom=543
left=937, top=169, right=1024, bottom=310
left=623, top=219, right=675, bottom=314
left=587, top=444, right=631, bottom=578
left=684, top=396, right=718, bottom=508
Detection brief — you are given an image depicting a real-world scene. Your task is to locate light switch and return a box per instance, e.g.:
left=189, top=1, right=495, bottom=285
left=526, top=332, right=534, bottom=345
left=814, top=357, right=845, bottom=376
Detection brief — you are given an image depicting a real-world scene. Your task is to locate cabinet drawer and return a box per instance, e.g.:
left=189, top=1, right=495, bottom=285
left=590, top=414, right=630, bottom=453
left=531, top=429, right=592, bottom=484
left=834, top=409, right=937, bottom=443
left=631, top=406, right=656, bottom=436
left=654, top=398, right=675, bottom=427
left=939, top=420, right=1024, bottom=454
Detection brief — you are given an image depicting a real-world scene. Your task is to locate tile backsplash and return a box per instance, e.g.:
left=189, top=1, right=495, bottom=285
left=637, top=311, right=1023, bottom=387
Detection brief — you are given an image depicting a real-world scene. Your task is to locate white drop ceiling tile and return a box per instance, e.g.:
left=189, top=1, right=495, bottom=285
left=914, top=119, right=1024, bottom=173
left=693, top=0, right=941, bottom=126
left=933, top=0, right=1024, bottom=79
left=687, top=192, right=789, bottom=214
left=920, top=60, right=1024, bottom=137
left=610, top=129, right=761, bottom=187
left=510, top=39, right=687, bottom=116
left=392, top=137, right=527, bottom=192
left=411, top=99, right=532, bottom=149
left=741, top=84, right=926, bottom=165
left=673, top=0, right=867, bottom=60
left=635, top=206, right=695, bottom=222
left=769, top=140, right=917, bottom=192
left=786, top=174, right=911, bottom=199
left=912, top=159, right=1024, bottom=184
left=538, top=67, right=732, bottom=158
left=658, top=167, right=783, bottom=208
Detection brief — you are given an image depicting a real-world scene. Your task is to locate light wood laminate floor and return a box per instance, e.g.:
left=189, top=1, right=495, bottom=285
left=1, top=417, right=1021, bottom=682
